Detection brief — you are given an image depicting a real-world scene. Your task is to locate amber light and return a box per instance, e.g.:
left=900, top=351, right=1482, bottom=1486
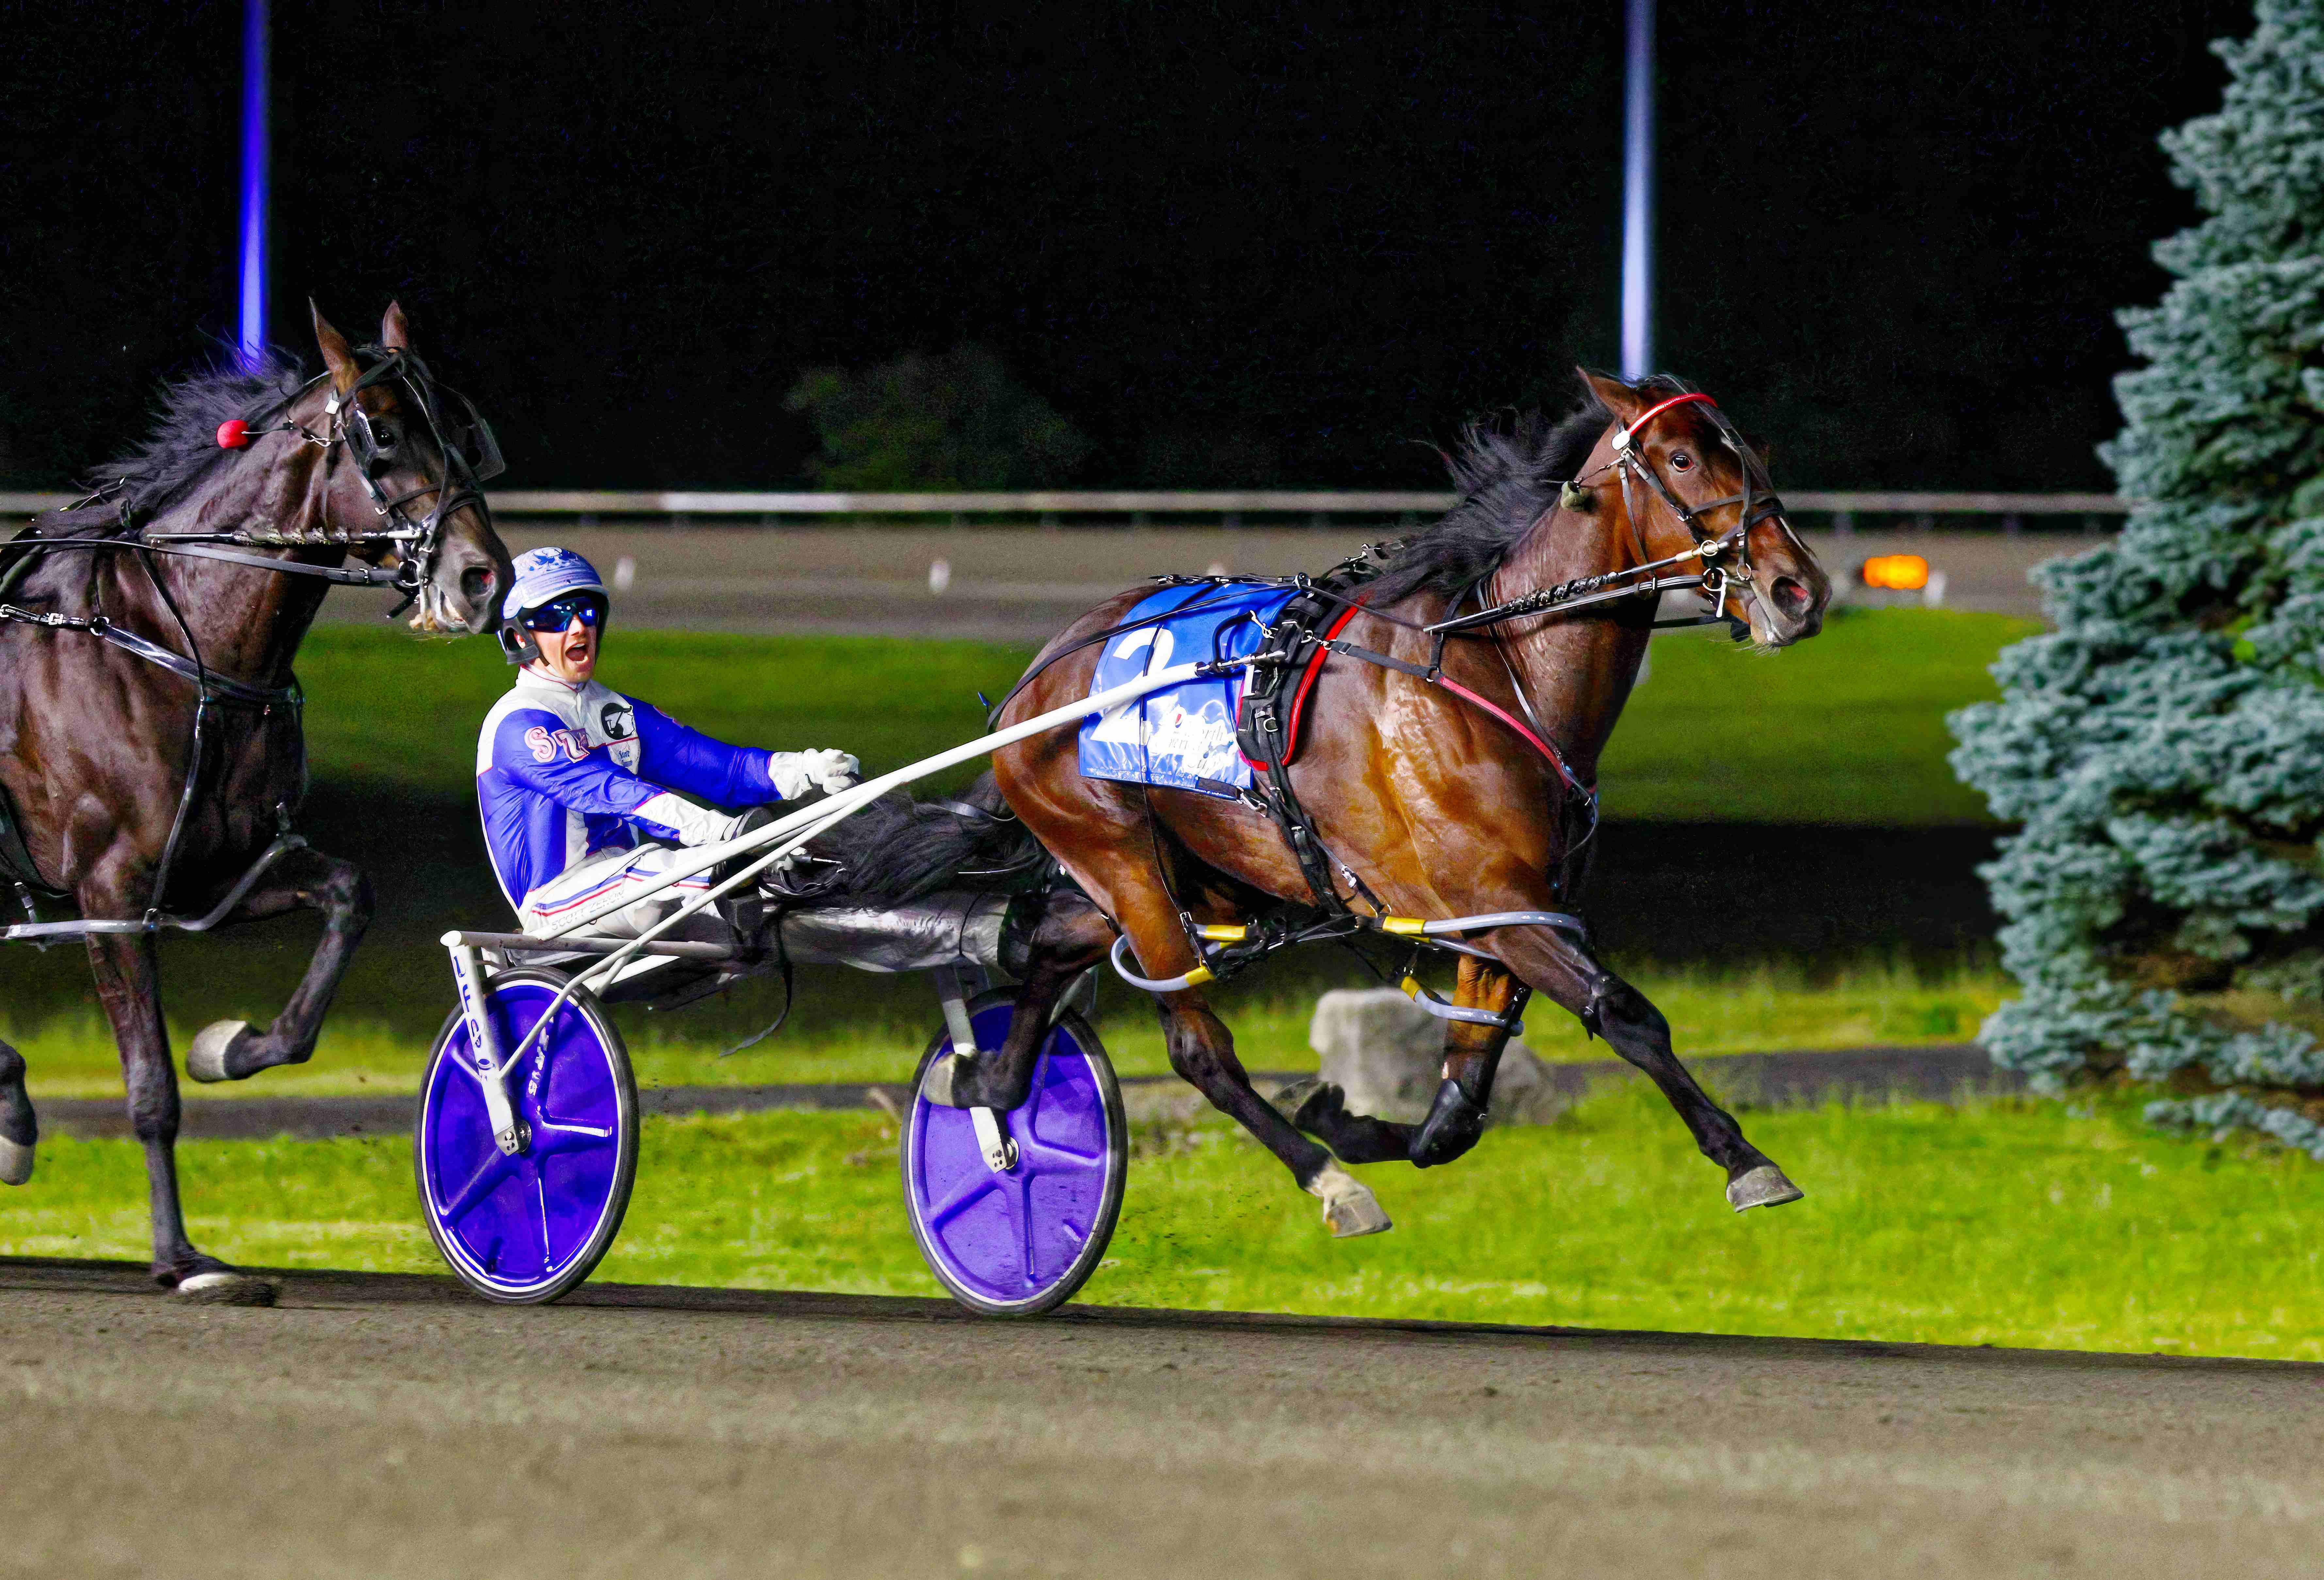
left=1859, top=554, right=1931, bottom=591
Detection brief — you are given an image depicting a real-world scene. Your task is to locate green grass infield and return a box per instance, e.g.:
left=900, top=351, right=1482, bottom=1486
left=6, top=1083, right=2316, bottom=1360
left=12, top=959, right=2007, bottom=1099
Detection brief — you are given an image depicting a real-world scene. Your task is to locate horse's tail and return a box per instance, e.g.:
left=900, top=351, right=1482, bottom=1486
left=799, top=773, right=1050, bottom=904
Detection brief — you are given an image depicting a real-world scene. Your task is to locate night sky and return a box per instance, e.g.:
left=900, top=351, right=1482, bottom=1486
left=2, top=1, right=2248, bottom=492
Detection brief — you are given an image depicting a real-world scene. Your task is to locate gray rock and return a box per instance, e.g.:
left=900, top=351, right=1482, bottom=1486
left=1306, top=988, right=1565, bottom=1127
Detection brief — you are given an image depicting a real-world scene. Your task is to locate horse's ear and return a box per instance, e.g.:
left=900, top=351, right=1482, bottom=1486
left=311, top=301, right=361, bottom=393
left=1578, top=367, right=1645, bottom=425
left=380, top=301, right=412, bottom=352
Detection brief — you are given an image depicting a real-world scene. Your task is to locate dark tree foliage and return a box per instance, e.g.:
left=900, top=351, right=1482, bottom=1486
left=785, top=346, right=1087, bottom=490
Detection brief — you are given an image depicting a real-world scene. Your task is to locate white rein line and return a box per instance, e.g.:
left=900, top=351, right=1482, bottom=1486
left=477, top=661, right=1211, bottom=1078
left=527, top=660, right=1209, bottom=942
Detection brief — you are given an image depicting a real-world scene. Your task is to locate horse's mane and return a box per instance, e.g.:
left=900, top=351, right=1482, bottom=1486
left=1364, top=374, right=1690, bottom=605
left=3, top=353, right=310, bottom=596
left=89, top=351, right=309, bottom=519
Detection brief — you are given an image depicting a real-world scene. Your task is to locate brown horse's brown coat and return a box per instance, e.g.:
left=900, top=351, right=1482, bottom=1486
left=0, top=304, right=511, bottom=1290
left=990, top=373, right=1832, bottom=1226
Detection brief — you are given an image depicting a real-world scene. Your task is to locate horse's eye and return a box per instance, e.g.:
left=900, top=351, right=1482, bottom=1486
left=373, top=424, right=398, bottom=451
left=1671, top=452, right=1694, bottom=471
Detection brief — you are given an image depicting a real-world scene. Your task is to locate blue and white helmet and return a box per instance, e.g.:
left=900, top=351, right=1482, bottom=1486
left=501, top=546, right=607, bottom=624
left=498, top=546, right=609, bottom=664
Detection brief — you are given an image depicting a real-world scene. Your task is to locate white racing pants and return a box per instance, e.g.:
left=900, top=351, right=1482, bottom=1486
left=518, top=843, right=728, bottom=944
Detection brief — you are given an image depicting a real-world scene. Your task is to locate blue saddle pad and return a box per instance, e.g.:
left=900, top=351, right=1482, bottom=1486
left=1079, top=583, right=1295, bottom=798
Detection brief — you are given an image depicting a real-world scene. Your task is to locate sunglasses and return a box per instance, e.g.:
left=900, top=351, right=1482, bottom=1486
left=519, top=593, right=607, bottom=633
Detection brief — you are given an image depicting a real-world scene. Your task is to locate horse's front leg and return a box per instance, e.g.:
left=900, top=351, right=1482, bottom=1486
left=1280, top=954, right=1522, bottom=1167
left=185, top=845, right=373, bottom=1084
left=1492, top=917, right=1802, bottom=1211
left=1407, top=955, right=1527, bottom=1167
left=0, top=1037, right=34, bottom=1185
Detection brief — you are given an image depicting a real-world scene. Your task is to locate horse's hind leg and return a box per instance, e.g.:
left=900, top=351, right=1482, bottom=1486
left=84, top=929, right=272, bottom=1299
left=0, top=1038, right=35, bottom=1185
left=924, top=889, right=1114, bottom=1111
left=1107, top=894, right=1391, bottom=1237
left=1278, top=957, right=1522, bottom=1168
left=185, top=846, right=373, bottom=1083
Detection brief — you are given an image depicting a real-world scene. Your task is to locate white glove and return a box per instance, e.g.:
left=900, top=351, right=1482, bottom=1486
left=634, top=791, right=746, bottom=848
left=769, top=748, right=860, bottom=799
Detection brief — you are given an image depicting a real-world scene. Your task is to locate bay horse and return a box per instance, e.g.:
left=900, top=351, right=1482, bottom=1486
left=0, top=303, right=512, bottom=1301
left=947, top=371, right=1831, bottom=1236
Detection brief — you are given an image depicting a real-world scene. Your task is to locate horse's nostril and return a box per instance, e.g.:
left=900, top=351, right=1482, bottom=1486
left=460, top=567, right=494, bottom=601
left=1772, top=576, right=1809, bottom=618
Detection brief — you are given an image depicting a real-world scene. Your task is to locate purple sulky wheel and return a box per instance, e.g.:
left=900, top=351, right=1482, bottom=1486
left=904, top=991, right=1126, bottom=1318
left=415, top=968, right=638, bottom=1304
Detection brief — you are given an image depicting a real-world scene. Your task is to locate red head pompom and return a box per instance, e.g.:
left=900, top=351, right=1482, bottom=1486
left=215, top=419, right=253, bottom=450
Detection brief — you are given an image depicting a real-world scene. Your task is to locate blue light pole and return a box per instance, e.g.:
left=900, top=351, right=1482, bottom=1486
left=1621, top=0, right=1654, bottom=380
left=237, top=0, right=270, bottom=366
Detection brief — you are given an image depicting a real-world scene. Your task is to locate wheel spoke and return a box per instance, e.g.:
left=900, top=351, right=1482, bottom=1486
left=925, top=1166, right=999, bottom=1230
left=531, top=1174, right=558, bottom=1271
left=531, top=1118, right=616, bottom=1159
left=438, top=1147, right=517, bottom=1226
left=1017, top=1135, right=1105, bottom=1171
left=1014, top=1176, right=1036, bottom=1284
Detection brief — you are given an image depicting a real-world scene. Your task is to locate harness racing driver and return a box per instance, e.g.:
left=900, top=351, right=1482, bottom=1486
left=476, top=547, right=858, bottom=939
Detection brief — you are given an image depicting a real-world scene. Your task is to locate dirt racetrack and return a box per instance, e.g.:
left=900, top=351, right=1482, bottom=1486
left=3, top=1257, right=2316, bottom=1578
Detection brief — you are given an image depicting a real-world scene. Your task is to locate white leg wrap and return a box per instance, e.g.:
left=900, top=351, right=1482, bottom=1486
left=0, top=1134, right=30, bottom=1187
left=185, top=1020, right=252, bottom=1084
left=1305, top=1163, right=1392, bottom=1238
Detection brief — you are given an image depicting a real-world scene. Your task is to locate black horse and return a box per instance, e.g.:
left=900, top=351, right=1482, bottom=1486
left=0, top=303, right=512, bottom=1301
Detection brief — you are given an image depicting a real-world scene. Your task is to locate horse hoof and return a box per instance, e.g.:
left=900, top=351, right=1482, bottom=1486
left=186, top=1020, right=253, bottom=1083
left=1409, top=1078, right=1487, bottom=1168
left=0, top=1135, right=30, bottom=1186
left=1269, top=1076, right=1326, bottom=1123
left=920, top=1053, right=969, bottom=1109
left=174, top=1271, right=278, bottom=1307
left=1727, top=1164, right=1805, bottom=1212
left=1306, top=1164, right=1392, bottom=1238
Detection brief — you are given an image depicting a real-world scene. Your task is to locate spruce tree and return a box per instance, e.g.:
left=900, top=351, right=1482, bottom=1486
left=1950, top=0, right=2324, bottom=1152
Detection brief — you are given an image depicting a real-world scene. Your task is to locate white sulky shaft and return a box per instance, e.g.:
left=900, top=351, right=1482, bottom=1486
left=472, top=660, right=1217, bottom=1078
left=529, top=660, right=1209, bottom=943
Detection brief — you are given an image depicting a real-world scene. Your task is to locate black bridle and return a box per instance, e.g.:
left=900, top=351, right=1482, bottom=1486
left=1430, top=390, right=1793, bottom=639
left=0, top=349, right=505, bottom=933
left=158, top=344, right=506, bottom=619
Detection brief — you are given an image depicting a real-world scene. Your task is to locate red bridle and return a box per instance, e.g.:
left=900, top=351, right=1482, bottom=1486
left=1611, top=391, right=1719, bottom=452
